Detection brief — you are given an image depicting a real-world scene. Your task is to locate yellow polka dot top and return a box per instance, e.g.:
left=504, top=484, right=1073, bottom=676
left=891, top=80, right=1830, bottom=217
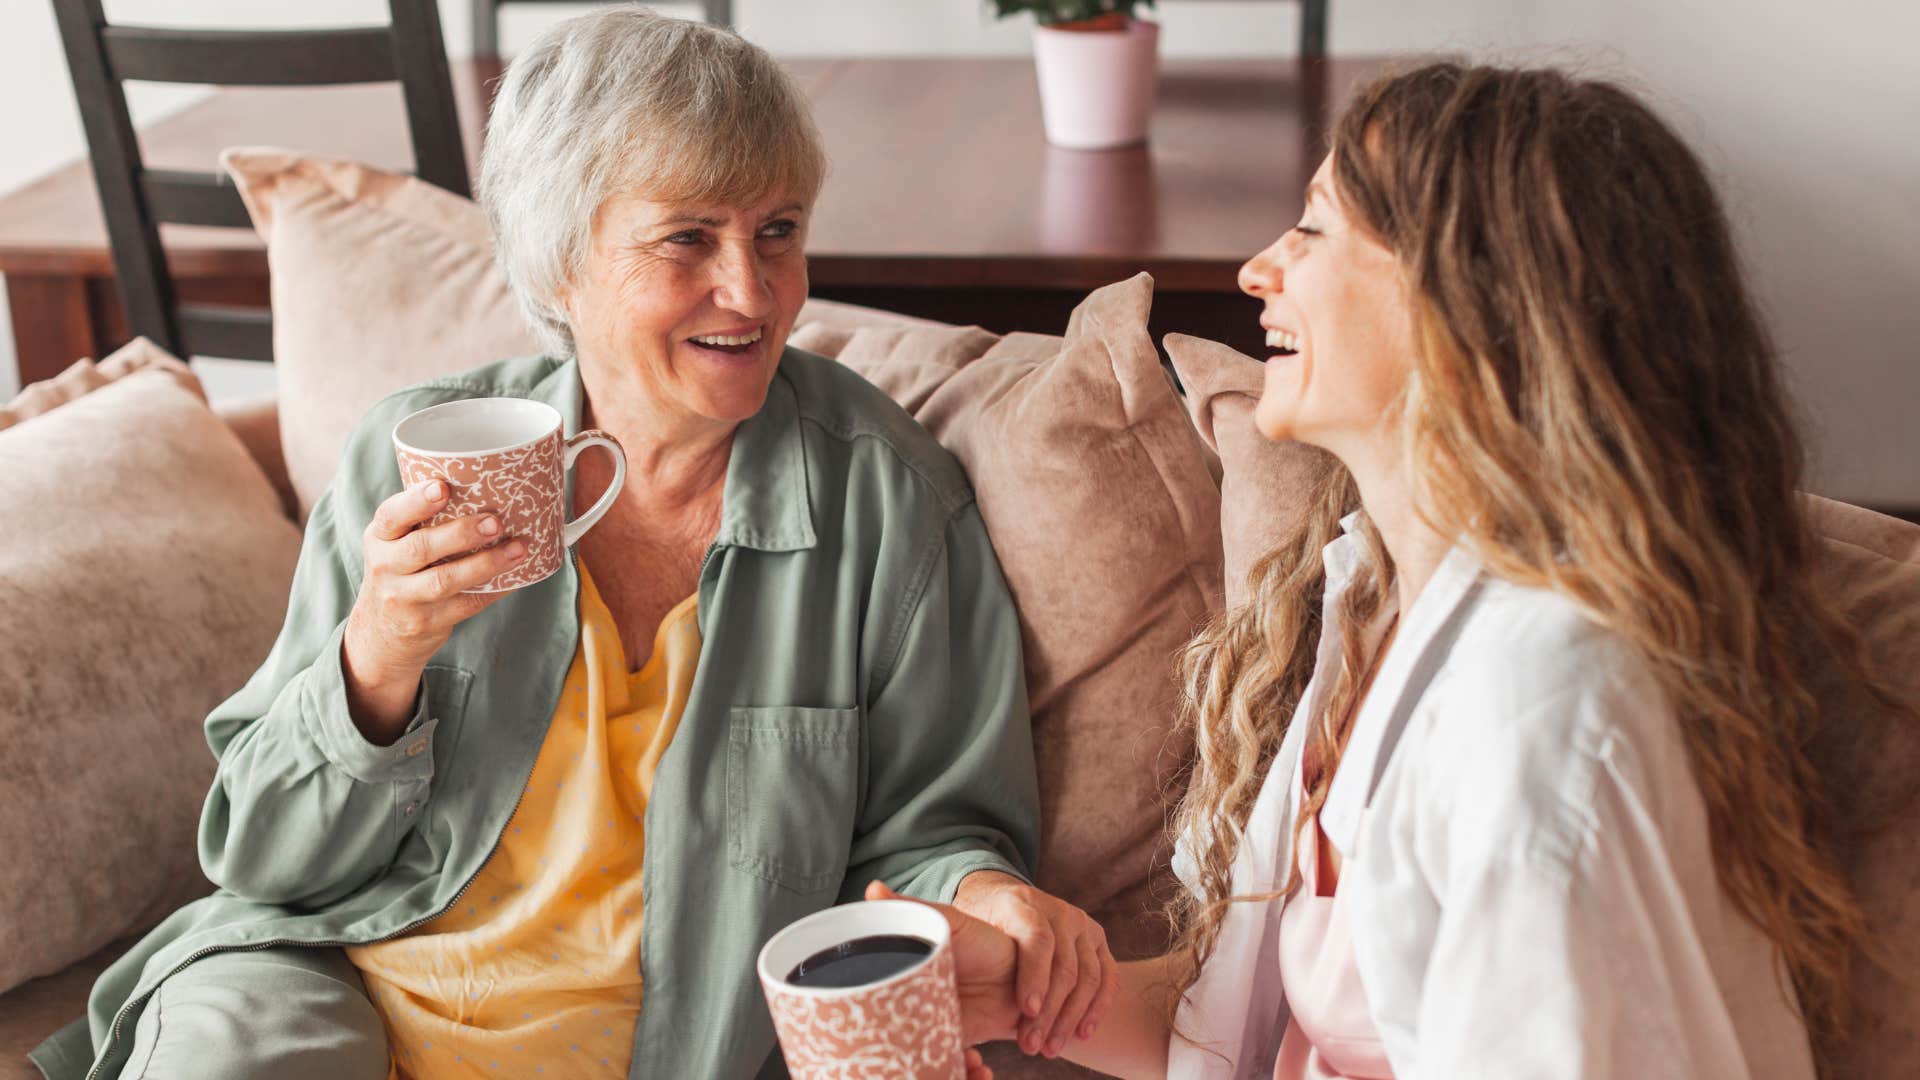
left=348, top=564, right=700, bottom=1080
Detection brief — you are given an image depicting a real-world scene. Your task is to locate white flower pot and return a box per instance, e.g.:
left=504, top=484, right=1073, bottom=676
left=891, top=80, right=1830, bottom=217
left=1031, top=18, right=1160, bottom=150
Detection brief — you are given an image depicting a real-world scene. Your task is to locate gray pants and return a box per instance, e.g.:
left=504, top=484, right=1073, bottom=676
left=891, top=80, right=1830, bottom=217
left=121, top=947, right=389, bottom=1080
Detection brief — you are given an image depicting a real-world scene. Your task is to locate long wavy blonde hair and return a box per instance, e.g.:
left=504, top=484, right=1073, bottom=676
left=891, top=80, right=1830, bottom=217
left=1166, top=61, right=1913, bottom=1065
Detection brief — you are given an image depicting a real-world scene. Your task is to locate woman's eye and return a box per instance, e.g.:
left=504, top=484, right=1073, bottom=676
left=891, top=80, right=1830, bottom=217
left=666, top=231, right=705, bottom=246
left=760, top=219, right=798, bottom=240
left=1291, top=224, right=1321, bottom=237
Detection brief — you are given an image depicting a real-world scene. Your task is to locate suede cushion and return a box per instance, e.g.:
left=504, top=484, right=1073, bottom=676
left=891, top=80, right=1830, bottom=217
left=0, top=357, right=303, bottom=995
left=1171, top=336, right=1920, bottom=1077
left=223, top=147, right=540, bottom=516
left=820, top=275, right=1223, bottom=960
left=1800, top=496, right=1920, bottom=1077
left=211, top=395, right=298, bottom=522
left=0, top=337, right=200, bottom=433
left=1164, top=333, right=1323, bottom=607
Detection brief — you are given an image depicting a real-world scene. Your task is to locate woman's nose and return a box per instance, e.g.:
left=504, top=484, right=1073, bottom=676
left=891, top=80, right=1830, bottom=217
left=714, top=246, right=773, bottom=316
left=1238, top=241, right=1285, bottom=298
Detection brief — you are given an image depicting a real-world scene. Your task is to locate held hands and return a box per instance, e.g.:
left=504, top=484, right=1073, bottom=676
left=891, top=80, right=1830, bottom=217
left=951, top=871, right=1118, bottom=1058
left=341, top=480, right=529, bottom=740
left=870, top=873, right=1118, bottom=1060
left=865, top=880, right=1023, bottom=1047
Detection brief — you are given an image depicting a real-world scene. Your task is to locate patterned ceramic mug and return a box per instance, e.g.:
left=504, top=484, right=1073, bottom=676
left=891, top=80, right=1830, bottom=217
left=391, top=398, right=625, bottom=593
left=757, top=900, right=964, bottom=1080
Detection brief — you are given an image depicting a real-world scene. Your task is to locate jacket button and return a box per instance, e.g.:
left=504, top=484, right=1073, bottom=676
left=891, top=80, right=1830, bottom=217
left=402, top=801, right=418, bottom=816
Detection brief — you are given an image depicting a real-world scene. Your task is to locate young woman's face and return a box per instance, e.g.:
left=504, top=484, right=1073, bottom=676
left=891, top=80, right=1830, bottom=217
left=1238, top=156, right=1416, bottom=460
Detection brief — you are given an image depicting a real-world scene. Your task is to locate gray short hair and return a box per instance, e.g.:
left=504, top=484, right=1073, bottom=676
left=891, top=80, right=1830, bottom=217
left=479, top=6, right=828, bottom=358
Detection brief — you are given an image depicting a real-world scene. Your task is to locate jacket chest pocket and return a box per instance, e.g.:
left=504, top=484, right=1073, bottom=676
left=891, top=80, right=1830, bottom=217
left=726, top=706, right=861, bottom=894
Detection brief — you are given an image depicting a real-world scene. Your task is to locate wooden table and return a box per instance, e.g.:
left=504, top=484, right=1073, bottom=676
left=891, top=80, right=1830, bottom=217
left=0, top=55, right=1394, bottom=386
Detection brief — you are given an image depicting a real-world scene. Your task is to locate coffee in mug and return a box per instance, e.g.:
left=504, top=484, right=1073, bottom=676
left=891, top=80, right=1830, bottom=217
left=758, top=900, right=963, bottom=1080
left=785, top=934, right=936, bottom=989
left=392, top=398, right=625, bottom=592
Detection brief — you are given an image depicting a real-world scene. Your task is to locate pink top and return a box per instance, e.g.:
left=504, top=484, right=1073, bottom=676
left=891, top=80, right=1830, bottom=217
left=1271, top=782, right=1396, bottom=1079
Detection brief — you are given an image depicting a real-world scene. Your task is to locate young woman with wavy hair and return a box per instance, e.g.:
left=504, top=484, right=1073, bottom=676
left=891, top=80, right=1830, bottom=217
left=880, top=59, right=1914, bottom=1079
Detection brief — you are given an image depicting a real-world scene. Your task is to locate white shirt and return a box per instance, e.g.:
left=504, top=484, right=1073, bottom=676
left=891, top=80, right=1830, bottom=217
left=1169, top=519, right=1815, bottom=1080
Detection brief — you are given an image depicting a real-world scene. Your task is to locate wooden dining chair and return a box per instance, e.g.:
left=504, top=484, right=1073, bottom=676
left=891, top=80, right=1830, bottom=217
left=50, top=0, right=468, bottom=363
left=471, top=0, right=734, bottom=58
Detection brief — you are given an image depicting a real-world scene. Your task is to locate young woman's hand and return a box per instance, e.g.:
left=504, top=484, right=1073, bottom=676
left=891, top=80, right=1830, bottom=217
left=864, top=881, right=1022, bottom=1046
left=872, top=881, right=1183, bottom=1080
left=950, top=871, right=1119, bottom=1058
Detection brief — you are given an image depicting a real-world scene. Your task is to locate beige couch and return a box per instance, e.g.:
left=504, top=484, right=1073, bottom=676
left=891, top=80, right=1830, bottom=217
left=2, top=149, right=1915, bottom=1080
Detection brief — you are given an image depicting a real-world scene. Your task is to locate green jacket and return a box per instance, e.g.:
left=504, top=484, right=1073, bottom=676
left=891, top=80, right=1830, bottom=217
left=34, top=350, right=1039, bottom=1080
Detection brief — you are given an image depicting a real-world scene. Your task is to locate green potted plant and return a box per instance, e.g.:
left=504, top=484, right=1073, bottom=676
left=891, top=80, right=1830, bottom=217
left=990, top=1, right=1161, bottom=149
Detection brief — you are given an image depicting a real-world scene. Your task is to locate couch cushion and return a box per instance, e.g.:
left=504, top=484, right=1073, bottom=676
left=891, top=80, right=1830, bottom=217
left=821, top=275, right=1222, bottom=960
left=0, top=337, right=200, bottom=434
left=0, top=355, right=303, bottom=998
left=1164, top=333, right=1323, bottom=608
left=223, top=148, right=949, bottom=518
left=1800, top=496, right=1920, bottom=1076
left=211, top=395, right=297, bottom=521
left=223, top=147, right=539, bottom=516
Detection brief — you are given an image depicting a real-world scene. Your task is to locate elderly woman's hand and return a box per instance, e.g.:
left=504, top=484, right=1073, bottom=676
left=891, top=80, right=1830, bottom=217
left=342, top=479, right=531, bottom=742
left=952, top=871, right=1119, bottom=1059
left=866, top=881, right=1022, bottom=1055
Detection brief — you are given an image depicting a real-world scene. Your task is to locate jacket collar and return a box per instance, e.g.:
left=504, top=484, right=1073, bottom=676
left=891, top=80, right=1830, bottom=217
left=1317, top=531, right=1485, bottom=854
left=543, top=353, right=818, bottom=555
left=1169, top=520, right=1487, bottom=1080
left=715, top=364, right=817, bottom=552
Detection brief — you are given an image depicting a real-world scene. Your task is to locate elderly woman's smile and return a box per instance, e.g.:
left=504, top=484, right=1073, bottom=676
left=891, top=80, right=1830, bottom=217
left=562, top=189, right=810, bottom=430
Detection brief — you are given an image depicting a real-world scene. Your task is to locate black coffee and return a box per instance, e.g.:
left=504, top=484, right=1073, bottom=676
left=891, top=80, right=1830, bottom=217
left=785, top=934, right=934, bottom=989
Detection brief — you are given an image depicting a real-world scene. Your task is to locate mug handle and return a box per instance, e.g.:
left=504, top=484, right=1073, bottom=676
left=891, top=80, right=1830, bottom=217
left=561, top=429, right=626, bottom=548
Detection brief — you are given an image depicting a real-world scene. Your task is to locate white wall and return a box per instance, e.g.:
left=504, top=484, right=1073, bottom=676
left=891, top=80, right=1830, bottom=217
left=2, top=1, right=1915, bottom=503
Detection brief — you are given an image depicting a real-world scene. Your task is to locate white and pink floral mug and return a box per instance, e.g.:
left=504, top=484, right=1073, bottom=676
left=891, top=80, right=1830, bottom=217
left=392, top=398, right=625, bottom=593
left=757, top=900, right=964, bottom=1080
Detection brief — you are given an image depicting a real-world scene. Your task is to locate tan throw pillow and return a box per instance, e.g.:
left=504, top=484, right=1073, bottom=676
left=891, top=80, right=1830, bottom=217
left=222, top=148, right=540, bottom=516
left=0, top=337, right=201, bottom=433
left=1164, top=334, right=1324, bottom=607
left=1800, top=496, right=1920, bottom=1078
left=822, top=275, right=1222, bottom=959
left=0, top=363, right=303, bottom=995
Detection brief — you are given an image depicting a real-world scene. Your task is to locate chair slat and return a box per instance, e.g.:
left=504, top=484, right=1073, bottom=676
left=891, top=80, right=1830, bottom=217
left=56, top=0, right=468, bottom=362
left=177, top=304, right=274, bottom=362
left=54, top=0, right=177, bottom=353
left=101, top=25, right=397, bottom=86
left=142, top=170, right=254, bottom=229
left=1300, top=0, right=1328, bottom=57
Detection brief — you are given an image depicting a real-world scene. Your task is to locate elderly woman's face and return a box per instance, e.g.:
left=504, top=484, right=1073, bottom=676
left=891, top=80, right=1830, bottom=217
left=563, top=189, right=810, bottom=429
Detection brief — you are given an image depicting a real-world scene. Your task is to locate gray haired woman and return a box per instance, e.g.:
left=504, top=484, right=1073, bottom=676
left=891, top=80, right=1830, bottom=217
left=32, top=9, right=1113, bottom=1079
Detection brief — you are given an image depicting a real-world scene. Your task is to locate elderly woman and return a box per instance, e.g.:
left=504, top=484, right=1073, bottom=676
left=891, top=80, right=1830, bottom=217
left=32, top=10, right=1112, bottom=1080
